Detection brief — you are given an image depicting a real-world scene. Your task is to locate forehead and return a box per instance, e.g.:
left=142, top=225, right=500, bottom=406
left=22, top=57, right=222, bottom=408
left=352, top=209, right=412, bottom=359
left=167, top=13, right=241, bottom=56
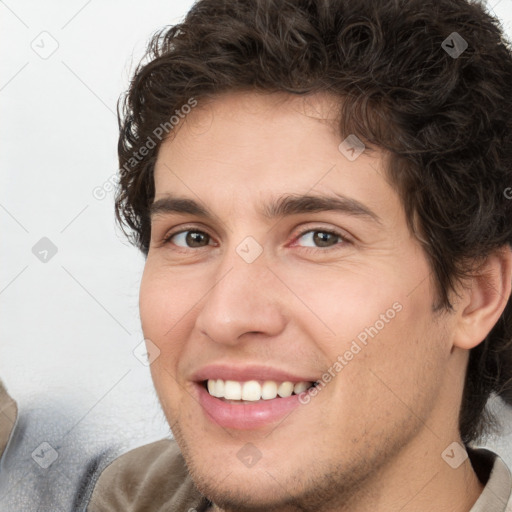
left=158, top=90, right=342, bottom=162
left=152, top=90, right=398, bottom=222
left=177, top=89, right=342, bottom=131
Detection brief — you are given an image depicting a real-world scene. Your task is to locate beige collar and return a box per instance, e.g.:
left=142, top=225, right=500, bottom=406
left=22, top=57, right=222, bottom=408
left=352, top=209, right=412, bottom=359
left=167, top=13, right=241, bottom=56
left=468, top=447, right=512, bottom=511
left=0, top=380, right=17, bottom=459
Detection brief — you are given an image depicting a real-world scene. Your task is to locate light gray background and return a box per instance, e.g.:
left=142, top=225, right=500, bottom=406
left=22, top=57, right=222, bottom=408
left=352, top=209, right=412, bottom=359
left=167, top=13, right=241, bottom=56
left=1, top=0, right=511, bottom=466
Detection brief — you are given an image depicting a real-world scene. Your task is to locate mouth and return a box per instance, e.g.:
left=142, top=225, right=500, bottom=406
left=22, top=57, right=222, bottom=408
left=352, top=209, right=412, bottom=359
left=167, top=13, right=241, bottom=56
left=190, top=364, right=321, bottom=429
left=193, top=376, right=318, bottom=430
left=203, top=378, right=317, bottom=403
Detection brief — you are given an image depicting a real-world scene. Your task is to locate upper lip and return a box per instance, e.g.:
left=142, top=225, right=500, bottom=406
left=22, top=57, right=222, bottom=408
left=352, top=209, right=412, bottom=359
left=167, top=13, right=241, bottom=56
left=191, top=364, right=318, bottom=383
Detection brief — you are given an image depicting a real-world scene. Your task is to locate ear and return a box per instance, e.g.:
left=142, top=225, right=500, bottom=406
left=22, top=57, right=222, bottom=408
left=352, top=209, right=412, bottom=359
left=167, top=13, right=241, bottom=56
left=453, top=246, right=512, bottom=350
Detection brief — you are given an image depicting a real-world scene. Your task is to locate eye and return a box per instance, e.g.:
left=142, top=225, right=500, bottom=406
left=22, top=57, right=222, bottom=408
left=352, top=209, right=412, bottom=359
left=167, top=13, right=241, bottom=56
left=292, top=228, right=347, bottom=250
left=164, top=229, right=213, bottom=248
left=160, top=226, right=349, bottom=252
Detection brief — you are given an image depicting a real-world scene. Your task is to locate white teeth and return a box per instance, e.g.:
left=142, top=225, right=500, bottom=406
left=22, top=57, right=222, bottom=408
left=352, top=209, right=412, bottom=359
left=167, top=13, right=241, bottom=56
left=261, top=381, right=278, bottom=400
left=214, top=379, right=224, bottom=398
left=224, top=380, right=242, bottom=400
left=293, top=381, right=310, bottom=395
left=241, top=380, right=261, bottom=401
left=277, top=381, right=294, bottom=398
left=206, top=378, right=312, bottom=400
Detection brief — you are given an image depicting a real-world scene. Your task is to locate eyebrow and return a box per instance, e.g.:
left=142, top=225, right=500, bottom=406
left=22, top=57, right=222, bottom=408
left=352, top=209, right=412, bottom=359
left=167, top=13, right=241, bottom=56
left=149, top=193, right=382, bottom=225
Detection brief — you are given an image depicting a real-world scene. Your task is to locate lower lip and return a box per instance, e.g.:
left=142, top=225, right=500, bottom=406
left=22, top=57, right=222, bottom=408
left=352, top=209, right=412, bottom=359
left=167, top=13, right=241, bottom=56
left=195, top=382, right=304, bottom=430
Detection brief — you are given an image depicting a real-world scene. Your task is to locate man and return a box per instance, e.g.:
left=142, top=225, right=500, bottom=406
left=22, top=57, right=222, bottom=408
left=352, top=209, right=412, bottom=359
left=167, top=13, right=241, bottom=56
left=89, top=0, right=512, bottom=510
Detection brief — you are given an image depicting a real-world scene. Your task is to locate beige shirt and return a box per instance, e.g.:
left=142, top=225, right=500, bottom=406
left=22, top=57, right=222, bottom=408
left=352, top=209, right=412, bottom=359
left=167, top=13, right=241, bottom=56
left=0, top=380, right=18, bottom=461
left=89, top=438, right=512, bottom=512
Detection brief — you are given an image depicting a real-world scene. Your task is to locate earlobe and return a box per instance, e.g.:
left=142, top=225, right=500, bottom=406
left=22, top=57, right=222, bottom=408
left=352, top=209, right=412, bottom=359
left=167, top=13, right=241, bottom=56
left=453, top=246, right=512, bottom=350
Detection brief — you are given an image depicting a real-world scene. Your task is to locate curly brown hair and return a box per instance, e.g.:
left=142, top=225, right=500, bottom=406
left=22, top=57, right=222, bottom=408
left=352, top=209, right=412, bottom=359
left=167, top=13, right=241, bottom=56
left=115, top=0, right=512, bottom=444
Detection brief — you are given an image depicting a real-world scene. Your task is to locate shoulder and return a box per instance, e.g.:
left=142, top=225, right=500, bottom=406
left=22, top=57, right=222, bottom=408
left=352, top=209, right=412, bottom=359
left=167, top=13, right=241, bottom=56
left=0, top=389, right=119, bottom=511
left=88, top=438, right=207, bottom=512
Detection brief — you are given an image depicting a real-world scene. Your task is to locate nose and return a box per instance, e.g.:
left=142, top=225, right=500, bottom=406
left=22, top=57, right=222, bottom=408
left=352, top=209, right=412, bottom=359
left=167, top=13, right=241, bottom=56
left=194, top=245, right=287, bottom=346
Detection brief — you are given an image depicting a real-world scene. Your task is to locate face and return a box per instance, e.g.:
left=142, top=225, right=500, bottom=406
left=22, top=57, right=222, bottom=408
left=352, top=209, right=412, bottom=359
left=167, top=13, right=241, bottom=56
left=139, top=91, right=461, bottom=511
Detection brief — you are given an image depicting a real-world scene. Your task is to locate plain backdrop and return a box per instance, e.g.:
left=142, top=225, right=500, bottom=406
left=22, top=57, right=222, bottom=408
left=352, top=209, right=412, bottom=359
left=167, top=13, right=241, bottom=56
left=1, top=0, right=511, bottom=466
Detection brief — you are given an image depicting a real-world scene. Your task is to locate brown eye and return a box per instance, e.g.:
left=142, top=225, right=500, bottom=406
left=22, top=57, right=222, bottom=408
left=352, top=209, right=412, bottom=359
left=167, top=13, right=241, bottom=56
left=295, top=229, right=345, bottom=249
left=166, top=230, right=211, bottom=248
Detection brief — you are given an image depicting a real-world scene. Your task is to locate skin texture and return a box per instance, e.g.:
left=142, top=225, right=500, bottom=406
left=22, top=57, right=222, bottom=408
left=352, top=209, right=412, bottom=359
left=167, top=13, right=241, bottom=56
left=139, top=91, right=511, bottom=512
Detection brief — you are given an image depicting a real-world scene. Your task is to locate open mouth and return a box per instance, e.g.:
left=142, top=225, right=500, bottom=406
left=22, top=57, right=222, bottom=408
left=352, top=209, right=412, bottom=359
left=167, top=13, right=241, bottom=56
left=203, top=378, right=317, bottom=403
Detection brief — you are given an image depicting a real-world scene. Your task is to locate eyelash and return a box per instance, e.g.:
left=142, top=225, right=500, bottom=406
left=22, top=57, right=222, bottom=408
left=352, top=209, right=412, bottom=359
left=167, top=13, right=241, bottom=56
left=161, top=225, right=350, bottom=253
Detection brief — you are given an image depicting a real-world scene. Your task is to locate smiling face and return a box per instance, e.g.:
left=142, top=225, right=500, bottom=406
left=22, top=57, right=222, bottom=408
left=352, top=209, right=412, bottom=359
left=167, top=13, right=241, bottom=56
left=139, top=91, right=469, bottom=511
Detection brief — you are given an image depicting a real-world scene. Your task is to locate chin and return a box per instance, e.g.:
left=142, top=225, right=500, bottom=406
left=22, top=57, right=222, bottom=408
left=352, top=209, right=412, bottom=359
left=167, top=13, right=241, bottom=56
left=192, top=475, right=294, bottom=512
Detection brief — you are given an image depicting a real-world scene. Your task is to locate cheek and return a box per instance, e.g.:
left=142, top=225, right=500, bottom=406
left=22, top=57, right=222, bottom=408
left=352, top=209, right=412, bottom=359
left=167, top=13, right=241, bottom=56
left=283, top=259, right=442, bottom=393
left=334, top=290, right=445, bottom=424
left=139, top=262, right=195, bottom=338
left=139, top=265, right=196, bottom=416
left=139, top=264, right=196, bottom=374
left=279, top=262, right=412, bottom=356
